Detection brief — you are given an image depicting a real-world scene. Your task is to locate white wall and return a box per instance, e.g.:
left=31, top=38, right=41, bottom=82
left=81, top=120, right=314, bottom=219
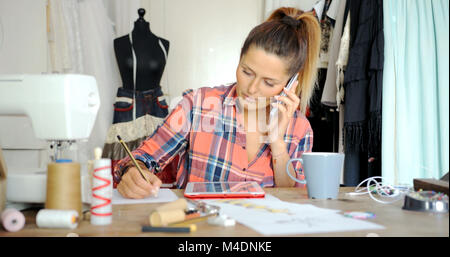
left=0, top=0, right=48, bottom=169
left=140, top=0, right=264, bottom=105
left=263, top=0, right=318, bottom=19
left=0, top=0, right=47, bottom=74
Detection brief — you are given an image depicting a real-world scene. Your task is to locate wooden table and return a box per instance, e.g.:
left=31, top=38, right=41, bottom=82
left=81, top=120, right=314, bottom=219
left=1, top=187, right=448, bottom=237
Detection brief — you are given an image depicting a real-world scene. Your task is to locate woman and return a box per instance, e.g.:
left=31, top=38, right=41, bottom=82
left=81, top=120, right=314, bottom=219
left=114, top=7, right=321, bottom=199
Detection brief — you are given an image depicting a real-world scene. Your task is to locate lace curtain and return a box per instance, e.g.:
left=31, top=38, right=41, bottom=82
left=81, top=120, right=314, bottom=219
left=47, top=0, right=120, bottom=169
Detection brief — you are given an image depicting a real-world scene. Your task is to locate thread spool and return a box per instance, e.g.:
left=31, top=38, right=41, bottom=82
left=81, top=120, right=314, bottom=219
left=91, top=158, right=113, bottom=225
left=36, top=209, right=78, bottom=229
left=149, top=209, right=185, bottom=226
left=1, top=208, right=25, bottom=232
left=45, top=161, right=82, bottom=218
left=156, top=199, right=188, bottom=212
left=94, top=147, right=102, bottom=160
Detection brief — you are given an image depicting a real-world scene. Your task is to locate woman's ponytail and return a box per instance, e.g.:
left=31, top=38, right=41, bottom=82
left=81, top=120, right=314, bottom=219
left=295, top=12, right=321, bottom=115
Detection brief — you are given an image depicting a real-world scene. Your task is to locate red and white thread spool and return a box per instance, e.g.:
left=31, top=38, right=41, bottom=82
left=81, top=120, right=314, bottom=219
left=91, top=158, right=113, bottom=225
left=1, top=208, right=25, bottom=232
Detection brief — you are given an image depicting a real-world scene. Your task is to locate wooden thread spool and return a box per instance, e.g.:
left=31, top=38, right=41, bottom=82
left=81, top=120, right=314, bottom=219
left=156, top=199, right=188, bottom=212
left=45, top=162, right=82, bottom=218
left=149, top=209, right=185, bottom=226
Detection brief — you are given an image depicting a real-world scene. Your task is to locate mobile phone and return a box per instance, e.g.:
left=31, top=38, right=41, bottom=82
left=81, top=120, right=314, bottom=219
left=269, top=73, right=298, bottom=122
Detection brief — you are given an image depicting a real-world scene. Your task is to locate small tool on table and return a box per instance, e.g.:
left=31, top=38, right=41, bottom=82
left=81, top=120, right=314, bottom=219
left=142, top=225, right=197, bottom=233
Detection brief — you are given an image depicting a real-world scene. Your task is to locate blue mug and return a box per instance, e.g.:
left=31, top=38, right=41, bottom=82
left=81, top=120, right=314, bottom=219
left=286, top=153, right=345, bottom=199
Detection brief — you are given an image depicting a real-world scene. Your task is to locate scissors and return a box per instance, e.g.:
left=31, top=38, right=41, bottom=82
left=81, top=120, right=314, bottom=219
left=186, top=199, right=220, bottom=215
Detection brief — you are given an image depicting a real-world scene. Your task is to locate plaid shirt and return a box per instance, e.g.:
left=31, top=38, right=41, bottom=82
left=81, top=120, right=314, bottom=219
left=113, top=83, right=313, bottom=188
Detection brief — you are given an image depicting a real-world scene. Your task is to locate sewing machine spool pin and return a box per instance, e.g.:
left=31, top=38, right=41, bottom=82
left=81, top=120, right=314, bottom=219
left=48, top=140, right=76, bottom=162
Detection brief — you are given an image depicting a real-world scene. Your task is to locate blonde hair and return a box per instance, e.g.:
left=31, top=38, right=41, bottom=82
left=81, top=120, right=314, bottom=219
left=240, top=7, right=321, bottom=114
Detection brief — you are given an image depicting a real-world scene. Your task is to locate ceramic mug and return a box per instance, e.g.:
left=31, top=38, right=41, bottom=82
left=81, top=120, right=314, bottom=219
left=286, top=152, right=344, bottom=199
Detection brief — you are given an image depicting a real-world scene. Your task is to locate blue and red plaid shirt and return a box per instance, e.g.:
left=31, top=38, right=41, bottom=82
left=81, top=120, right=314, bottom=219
left=113, top=83, right=313, bottom=188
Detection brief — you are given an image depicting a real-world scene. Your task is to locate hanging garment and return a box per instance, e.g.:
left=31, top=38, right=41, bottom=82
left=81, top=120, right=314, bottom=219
left=382, top=0, right=449, bottom=185
left=342, top=0, right=384, bottom=185
left=307, top=68, right=340, bottom=153
left=336, top=14, right=350, bottom=110
left=47, top=0, right=72, bottom=73
left=320, top=0, right=347, bottom=108
left=312, top=0, right=335, bottom=68
left=102, top=34, right=171, bottom=187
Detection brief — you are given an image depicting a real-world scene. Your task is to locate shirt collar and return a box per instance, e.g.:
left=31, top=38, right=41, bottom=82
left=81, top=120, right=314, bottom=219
left=222, top=82, right=239, bottom=107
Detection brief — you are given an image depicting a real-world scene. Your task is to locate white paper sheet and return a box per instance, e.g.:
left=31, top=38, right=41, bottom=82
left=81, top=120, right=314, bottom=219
left=112, top=189, right=178, bottom=205
left=203, top=198, right=384, bottom=235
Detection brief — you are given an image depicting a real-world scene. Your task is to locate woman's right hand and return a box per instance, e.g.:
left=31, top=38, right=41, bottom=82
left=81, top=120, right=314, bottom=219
left=117, top=166, right=162, bottom=199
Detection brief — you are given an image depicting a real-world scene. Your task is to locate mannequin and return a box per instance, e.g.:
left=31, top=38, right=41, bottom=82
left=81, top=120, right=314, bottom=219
left=113, top=8, right=170, bottom=91
left=103, top=8, right=176, bottom=187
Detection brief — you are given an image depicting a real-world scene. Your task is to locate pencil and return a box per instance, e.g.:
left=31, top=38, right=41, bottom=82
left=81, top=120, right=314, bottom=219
left=141, top=224, right=197, bottom=233
left=116, top=135, right=149, bottom=183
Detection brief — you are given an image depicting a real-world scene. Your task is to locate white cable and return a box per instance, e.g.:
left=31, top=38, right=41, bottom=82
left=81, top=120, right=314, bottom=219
left=347, top=176, right=411, bottom=204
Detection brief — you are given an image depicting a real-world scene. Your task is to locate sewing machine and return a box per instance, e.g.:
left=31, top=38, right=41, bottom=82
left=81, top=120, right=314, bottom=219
left=0, top=74, right=100, bottom=204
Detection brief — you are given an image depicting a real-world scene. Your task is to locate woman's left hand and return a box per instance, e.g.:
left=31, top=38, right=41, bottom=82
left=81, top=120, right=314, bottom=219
left=268, top=80, right=300, bottom=144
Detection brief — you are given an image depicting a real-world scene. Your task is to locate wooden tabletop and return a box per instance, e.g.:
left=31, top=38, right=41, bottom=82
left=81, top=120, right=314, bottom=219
left=1, top=187, right=448, bottom=237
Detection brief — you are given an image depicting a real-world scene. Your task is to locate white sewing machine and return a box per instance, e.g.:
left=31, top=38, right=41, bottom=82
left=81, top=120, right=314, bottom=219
left=0, top=74, right=100, bottom=204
